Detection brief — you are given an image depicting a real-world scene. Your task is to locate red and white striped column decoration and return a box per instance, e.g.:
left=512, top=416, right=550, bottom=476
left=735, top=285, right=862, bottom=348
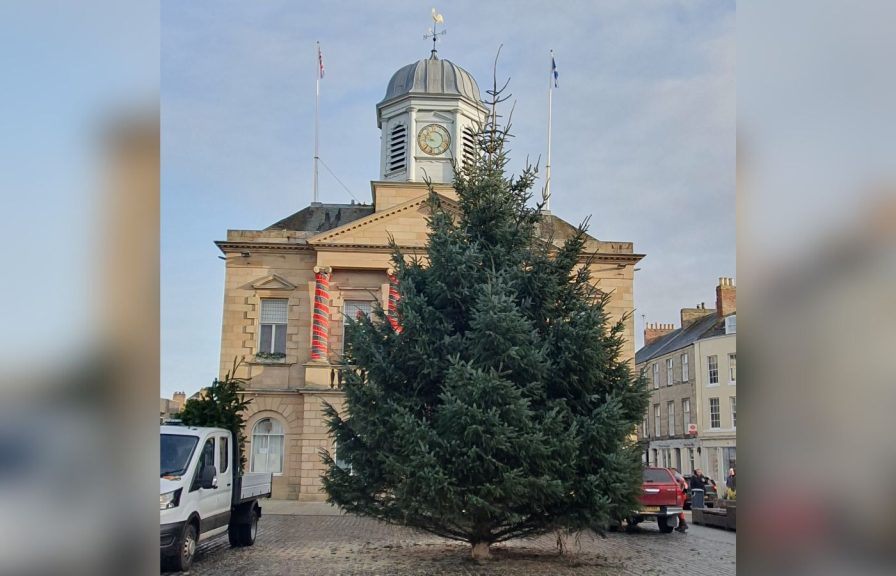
left=387, top=269, right=401, bottom=333
left=310, top=266, right=331, bottom=361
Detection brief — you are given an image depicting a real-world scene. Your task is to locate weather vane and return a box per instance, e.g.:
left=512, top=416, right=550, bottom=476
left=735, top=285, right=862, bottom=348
left=424, top=8, right=446, bottom=56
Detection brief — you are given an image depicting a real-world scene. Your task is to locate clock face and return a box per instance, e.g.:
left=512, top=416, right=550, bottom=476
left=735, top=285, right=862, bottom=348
left=417, top=124, right=451, bottom=156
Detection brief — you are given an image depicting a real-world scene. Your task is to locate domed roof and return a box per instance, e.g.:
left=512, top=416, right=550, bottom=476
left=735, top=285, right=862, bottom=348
left=379, top=53, right=481, bottom=106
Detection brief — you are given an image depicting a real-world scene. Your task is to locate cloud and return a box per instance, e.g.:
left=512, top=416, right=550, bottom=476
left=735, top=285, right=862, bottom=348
left=161, top=0, right=735, bottom=395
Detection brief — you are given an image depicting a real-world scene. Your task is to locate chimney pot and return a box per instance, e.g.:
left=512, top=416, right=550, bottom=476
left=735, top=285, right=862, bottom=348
left=716, top=277, right=737, bottom=317
left=644, top=321, right=676, bottom=347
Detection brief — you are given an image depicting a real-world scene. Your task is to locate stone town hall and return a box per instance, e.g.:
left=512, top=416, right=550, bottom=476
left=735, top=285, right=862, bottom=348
left=216, top=48, right=643, bottom=500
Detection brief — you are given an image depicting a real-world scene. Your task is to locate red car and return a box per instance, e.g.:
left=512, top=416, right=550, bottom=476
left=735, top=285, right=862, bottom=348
left=630, top=467, right=686, bottom=533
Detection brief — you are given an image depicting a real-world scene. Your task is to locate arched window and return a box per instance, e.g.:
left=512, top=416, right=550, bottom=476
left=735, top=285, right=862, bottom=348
left=250, top=418, right=284, bottom=474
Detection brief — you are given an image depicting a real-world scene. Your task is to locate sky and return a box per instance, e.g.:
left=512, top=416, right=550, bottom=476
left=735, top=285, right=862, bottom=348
left=0, top=1, right=158, bottom=368
left=161, top=0, right=736, bottom=399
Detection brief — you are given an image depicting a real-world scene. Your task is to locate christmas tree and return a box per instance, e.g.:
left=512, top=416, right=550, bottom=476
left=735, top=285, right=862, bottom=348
left=178, top=358, right=251, bottom=470
left=322, top=77, right=649, bottom=560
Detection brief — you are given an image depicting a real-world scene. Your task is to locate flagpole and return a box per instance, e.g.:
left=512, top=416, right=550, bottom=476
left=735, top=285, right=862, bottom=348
left=545, top=50, right=553, bottom=212
left=314, top=41, right=321, bottom=204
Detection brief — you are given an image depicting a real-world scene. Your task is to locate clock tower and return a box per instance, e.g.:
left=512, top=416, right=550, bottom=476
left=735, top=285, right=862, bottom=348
left=376, top=50, right=488, bottom=184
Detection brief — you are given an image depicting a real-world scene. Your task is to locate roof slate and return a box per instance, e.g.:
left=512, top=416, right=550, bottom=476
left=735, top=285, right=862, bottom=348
left=635, top=313, right=731, bottom=364
left=266, top=204, right=374, bottom=233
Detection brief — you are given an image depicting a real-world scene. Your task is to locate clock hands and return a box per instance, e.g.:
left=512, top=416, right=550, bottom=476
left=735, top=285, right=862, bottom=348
left=418, top=124, right=449, bottom=155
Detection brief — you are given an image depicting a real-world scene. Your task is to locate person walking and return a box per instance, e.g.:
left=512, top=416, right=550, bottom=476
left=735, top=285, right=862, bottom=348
left=689, top=467, right=710, bottom=508
left=672, top=470, right=689, bottom=533
left=726, top=467, right=736, bottom=499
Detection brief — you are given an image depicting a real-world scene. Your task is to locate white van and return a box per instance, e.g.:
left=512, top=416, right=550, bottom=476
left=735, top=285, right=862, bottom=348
left=160, top=425, right=272, bottom=572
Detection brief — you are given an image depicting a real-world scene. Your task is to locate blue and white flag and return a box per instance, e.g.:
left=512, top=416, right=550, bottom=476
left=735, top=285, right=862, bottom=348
left=551, top=53, right=558, bottom=88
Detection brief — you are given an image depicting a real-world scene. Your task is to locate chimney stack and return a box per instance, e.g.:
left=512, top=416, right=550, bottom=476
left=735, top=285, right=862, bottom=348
left=680, top=302, right=714, bottom=329
left=716, top=277, right=736, bottom=318
left=644, top=322, right=676, bottom=346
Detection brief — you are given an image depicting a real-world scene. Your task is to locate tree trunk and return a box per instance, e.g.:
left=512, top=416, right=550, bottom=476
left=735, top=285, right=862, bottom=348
left=471, top=541, right=491, bottom=561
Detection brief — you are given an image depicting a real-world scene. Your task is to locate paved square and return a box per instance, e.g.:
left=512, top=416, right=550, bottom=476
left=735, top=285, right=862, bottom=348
left=164, top=512, right=735, bottom=575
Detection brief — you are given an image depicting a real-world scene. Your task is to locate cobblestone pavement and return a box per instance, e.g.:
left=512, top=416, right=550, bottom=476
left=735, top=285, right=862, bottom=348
left=165, top=514, right=735, bottom=576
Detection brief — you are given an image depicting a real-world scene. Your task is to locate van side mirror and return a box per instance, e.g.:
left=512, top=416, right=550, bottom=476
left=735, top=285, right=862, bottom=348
left=200, top=464, right=217, bottom=489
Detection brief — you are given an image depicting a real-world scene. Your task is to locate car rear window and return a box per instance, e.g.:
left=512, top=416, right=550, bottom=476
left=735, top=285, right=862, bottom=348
left=643, top=468, right=672, bottom=483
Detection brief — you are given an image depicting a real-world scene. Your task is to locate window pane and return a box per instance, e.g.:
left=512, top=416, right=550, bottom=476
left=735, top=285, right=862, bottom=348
left=343, top=301, right=374, bottom=353
left=343, top=300, right=373, bottom=323
left=274, top=324, right=287, bottom=354
left=269, top=435, right=283, bottom=474
left=198, top=438, right=214, bottom=469
left=729, top=353, right=737, bottom=382
left=643, top=468, right=673, bottom=482
left=250, top=418, right=284, bottom=474
left=251, top=435, right=268, bottom=472
left=219, top=436, right=229, bottom=474
left=260, top=324, right=273, bottom=353
left=261, top=299, right=288, bottom=323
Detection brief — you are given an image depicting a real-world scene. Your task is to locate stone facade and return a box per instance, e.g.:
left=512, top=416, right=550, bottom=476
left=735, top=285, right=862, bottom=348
left=159, top=392, right=185, bottom=423
left=217, top=182, right=643, bottom=500
left=216, top=51, right=642, bottom=500
left=640, top=345, right=700, bottom=474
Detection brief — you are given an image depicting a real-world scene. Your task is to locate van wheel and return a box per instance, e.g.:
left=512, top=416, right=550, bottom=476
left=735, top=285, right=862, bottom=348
left=230, top=507, right=259, bottom=547
left=657, top=516, right=676, bottom=533
left=164, top=522, right=197, bottom=572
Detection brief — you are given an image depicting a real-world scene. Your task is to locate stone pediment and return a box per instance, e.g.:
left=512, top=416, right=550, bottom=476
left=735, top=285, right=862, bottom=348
left=249, top=274, right=297, bottom=291
left=308, top=192, right=458, bottom=248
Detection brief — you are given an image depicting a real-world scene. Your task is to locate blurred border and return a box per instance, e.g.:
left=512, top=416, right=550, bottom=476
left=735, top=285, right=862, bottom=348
left=0, top=2, right=160, bottom=574
left=740, top=1, right=896, bottom=574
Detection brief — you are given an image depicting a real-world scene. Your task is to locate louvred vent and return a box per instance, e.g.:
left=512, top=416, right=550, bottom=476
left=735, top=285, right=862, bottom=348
left=387, top=124, right=406, bottom=174
left=462, top=127, right=477, bottom=168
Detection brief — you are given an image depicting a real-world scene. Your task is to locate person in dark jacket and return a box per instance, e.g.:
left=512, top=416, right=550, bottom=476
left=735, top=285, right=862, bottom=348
left=691, top=468, right=715, bottom=503
left=690, top=468, right=709, bottom=490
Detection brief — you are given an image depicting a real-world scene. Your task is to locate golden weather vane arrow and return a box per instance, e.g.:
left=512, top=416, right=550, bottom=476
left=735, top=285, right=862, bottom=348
left=424, top=8, right=446, bottom=56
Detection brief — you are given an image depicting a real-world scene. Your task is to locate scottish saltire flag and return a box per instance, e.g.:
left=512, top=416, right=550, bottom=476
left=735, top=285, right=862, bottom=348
left=551, top=53, right=558, bottom=88
left=318, top=43, right=325, bottom=79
